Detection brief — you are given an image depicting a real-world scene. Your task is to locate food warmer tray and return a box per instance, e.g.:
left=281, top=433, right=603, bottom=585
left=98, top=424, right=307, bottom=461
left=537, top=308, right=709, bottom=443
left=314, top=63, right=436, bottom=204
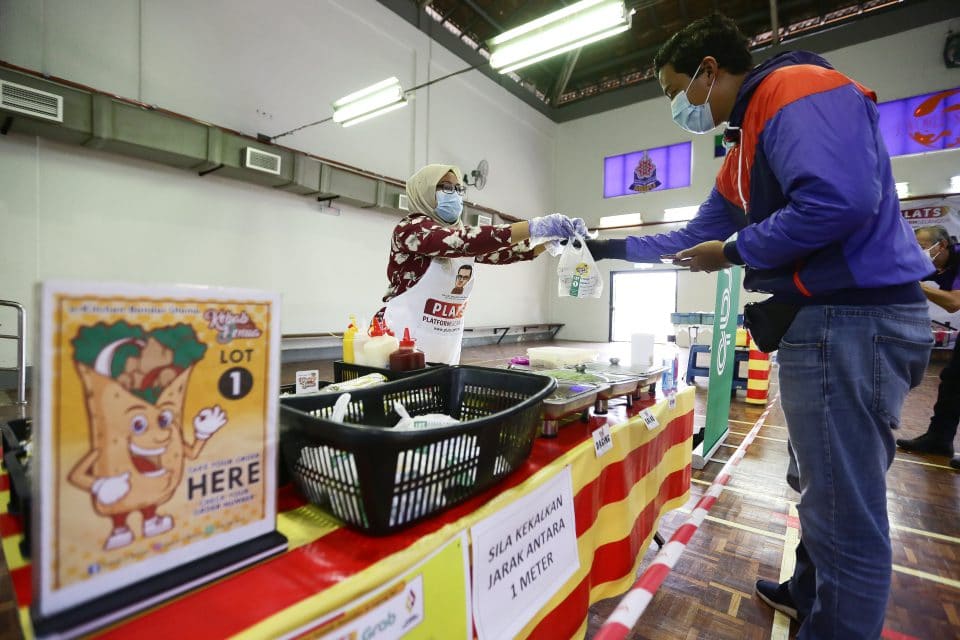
left=540, top=381, right=606, bottom=437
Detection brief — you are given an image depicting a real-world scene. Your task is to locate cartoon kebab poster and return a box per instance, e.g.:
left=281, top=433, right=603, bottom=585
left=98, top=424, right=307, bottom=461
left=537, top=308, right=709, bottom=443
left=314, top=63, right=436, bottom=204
left=33, top=282, right=286, bottom=630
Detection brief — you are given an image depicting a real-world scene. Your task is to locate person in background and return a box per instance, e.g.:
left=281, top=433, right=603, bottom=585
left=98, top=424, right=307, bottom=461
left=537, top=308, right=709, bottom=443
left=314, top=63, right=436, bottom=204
left=376, top=163, right=585, bottom=365
left=896, top=225, right=960, bottom=469
left=586, top=13, right=932, bottom=638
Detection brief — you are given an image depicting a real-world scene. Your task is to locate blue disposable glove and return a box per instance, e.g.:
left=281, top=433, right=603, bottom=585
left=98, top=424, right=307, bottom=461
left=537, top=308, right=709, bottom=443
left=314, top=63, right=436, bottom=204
left=529, top=213, right=576, bottom=240
left=570, top=217, right=589, bottom=238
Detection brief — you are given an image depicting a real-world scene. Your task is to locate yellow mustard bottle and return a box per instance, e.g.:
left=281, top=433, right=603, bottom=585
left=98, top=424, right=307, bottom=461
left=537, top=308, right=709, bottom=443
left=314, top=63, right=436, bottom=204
left=343, top=315, right=358, bottom=363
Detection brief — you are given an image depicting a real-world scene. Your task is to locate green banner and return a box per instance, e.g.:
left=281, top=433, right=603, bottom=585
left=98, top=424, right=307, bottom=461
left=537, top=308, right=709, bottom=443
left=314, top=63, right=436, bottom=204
left=703, top=266, right=741, bottom=455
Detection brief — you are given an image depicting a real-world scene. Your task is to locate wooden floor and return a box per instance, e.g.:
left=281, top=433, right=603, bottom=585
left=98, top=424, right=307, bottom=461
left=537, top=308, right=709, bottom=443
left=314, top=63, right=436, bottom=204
left=1, top=340, right=957, bottom=639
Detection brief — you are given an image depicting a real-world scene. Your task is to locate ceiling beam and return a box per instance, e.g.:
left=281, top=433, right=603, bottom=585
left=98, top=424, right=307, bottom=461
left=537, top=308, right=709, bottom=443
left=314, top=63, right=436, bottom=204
left=550, top=49, right=582, bottom=105
left=568, top=0, right=811, bottom=82
left=554, top=0, right=960, bottom=121
left=378, top=0, right=960, bottom=122
left=770, top=0, right=780, bottom=45
left=461, top=0, right=505, bottom=33
left=646, top=4, right=662, bottom=32
left=568, top=42, right=661, bottom=82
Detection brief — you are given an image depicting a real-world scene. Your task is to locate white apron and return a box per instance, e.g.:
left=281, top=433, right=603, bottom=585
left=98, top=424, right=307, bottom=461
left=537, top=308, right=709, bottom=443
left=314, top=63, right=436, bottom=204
left=384, top=257, right=476, bottom=365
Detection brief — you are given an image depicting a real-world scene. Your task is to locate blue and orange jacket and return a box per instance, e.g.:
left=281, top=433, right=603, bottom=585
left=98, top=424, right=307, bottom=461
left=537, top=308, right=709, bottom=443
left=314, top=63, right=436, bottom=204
left=625, top=51, right=930, bottom=304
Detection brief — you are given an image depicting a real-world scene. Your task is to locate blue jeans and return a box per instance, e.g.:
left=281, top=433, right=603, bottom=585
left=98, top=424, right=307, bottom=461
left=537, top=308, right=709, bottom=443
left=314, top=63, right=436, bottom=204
left=778, top=303, right=931, bottom=639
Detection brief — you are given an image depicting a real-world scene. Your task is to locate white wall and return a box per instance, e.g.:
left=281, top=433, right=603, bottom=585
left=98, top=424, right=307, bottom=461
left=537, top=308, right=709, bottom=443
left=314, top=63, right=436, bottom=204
left=2, top=3, right=958, bottom=354
left=552, top=17, right=960, bottom=341
left=0, top=0, right=557, bottom=364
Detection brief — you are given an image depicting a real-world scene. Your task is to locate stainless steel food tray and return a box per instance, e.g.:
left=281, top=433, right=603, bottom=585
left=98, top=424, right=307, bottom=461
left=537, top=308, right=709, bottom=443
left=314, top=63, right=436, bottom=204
left=595, top=372, right=640, bottom=398
left=541, top=381, right=606, bottom=437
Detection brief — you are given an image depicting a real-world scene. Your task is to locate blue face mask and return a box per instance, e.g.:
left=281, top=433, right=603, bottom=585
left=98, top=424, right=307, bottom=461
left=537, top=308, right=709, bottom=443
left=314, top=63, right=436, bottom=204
left=435, top=191, right=463, bottom=223
left=671, top=64, right=717, bottom=134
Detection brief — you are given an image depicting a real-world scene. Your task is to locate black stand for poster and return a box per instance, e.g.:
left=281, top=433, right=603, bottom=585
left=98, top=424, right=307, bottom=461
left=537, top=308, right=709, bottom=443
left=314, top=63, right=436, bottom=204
left=31, top=531, right=287, bottom=639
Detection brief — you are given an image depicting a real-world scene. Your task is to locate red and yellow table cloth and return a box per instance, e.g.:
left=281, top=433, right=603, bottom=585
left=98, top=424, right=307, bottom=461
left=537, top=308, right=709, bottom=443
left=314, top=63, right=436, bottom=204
left=0, top=387, right=693, bottom=639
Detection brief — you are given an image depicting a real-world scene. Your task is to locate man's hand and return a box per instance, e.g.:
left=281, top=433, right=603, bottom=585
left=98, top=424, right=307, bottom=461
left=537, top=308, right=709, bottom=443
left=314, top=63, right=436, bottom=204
left=677, top=240, right=731, bottom=273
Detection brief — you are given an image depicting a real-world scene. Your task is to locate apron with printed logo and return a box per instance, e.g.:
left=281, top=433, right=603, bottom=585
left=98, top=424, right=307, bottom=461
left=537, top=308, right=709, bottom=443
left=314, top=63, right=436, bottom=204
left=384, top=257, right=476, bottom=365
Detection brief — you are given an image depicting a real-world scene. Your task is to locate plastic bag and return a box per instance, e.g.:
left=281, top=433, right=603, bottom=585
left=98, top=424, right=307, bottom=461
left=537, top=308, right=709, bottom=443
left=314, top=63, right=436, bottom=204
left=393, top=402, right=460, bottom=431
left=557, top=236, right=602, bottom=298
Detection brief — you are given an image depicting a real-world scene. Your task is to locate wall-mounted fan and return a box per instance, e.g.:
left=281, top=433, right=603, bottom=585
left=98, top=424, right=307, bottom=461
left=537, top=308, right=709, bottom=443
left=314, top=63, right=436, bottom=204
left=464, top=159, right=489, bottom=190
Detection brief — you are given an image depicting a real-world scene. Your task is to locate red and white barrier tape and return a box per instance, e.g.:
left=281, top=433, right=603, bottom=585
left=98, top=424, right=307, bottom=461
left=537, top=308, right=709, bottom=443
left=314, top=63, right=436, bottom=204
left=594, top=398, right=779, bottom=640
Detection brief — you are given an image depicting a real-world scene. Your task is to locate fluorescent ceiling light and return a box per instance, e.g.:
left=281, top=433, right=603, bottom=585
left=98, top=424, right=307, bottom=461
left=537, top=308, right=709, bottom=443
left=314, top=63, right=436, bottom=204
left=895, top=182, right=909, bottom=199
left=332, top=77, right=407, bottom=127
left=663, top=206, right=699, bottom=222
left=340, top=100, right=408, bottom=128
left=950, top=175, right=960, bottom=192
left=489, top=0, right=632, bottom=74
left=599, top=213, right=642, bottom=228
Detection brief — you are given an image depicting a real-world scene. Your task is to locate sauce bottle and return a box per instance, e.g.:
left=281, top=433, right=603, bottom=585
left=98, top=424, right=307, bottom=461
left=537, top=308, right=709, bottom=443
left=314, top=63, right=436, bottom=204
left=389, top=328, right=426, bottom=372
left=342, top=315, right=357, bottom=363
left=363, top=318, right=399, bottom=369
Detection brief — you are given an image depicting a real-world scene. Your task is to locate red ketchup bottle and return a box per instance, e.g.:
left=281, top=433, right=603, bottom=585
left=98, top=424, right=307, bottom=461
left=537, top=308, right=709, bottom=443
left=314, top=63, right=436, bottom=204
left=389, top=328, right=426, bottom=372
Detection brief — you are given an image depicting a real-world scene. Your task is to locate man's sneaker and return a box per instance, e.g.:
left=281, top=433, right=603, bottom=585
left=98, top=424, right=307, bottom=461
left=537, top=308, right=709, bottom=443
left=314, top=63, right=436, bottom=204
left=895, top=432, right=954, bottom=457
left=951, top=456, right=960, bottom=471
left=756, top=579, right=800, bottom=622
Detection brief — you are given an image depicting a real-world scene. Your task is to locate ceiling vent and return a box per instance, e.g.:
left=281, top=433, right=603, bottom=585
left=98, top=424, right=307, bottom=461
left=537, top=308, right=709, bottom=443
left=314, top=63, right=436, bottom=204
left=0, top=80, right=63, bottom=122
left=396, top=193, right=410, bottom=211
left=243, top=147, right=282, bottom=175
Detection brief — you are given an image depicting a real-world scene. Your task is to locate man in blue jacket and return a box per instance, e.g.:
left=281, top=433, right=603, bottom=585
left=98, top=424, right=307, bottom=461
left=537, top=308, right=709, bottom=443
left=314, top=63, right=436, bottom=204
left=587, top=14, right=932, bottom=639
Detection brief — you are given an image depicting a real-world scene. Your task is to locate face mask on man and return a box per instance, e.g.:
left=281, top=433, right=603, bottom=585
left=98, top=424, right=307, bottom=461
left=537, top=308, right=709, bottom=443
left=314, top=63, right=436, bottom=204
left=671, top=63, right=717, bottom=134
left=925, top=244, right=942, bottom=264
left=435, top=191, right=463, bottom=223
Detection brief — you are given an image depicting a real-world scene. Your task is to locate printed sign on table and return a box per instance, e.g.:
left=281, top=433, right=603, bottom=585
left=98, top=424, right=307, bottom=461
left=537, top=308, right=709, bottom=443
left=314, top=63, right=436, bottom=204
left=639, top=408, right=660, bottom=431
left=592, top=424, right=613, bottom=458
left=281, top=531, right=472, bottom=640
left=295, top=370, right=320, bottom=394
left=34, top=281, right=284, bottom=629
left=470, top=466, right=579, bottom=640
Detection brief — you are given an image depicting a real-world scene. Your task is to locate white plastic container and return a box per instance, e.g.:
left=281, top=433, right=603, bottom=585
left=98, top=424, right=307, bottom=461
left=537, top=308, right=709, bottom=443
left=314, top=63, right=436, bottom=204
left=352, top=325, right=370, bottom=365
left=630, top=333, right=655, bottom=368
left=527, top=346, right=599, bottom=369
left=363, top=318, right=399, bottom=369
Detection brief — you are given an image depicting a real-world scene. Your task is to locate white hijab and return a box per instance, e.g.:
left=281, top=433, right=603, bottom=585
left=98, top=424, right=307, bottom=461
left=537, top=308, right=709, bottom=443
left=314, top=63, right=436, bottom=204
left=406, top=164, right=464, bottom=227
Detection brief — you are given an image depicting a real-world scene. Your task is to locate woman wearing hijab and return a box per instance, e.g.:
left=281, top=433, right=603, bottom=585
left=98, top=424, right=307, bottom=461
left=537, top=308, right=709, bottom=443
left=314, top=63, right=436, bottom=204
left=376, top=163, right=585, bottom=365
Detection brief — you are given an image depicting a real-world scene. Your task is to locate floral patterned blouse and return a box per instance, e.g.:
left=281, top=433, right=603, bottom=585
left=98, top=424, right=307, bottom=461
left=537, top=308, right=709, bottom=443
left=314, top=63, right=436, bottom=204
left=380, top=213, right=536, bottom=306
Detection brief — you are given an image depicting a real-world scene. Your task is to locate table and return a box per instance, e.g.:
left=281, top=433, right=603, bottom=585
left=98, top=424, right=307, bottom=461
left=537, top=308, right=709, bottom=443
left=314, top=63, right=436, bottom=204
left=0, top=388, right=693, bottom=639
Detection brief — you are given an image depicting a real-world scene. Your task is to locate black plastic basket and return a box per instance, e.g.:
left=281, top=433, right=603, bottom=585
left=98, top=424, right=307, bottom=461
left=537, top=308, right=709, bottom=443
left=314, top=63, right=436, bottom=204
left=279, top=366, right=556, bottom=535
left=1, top=418, right=32, bottom=557
left=333, top=360, right=446, bottom=382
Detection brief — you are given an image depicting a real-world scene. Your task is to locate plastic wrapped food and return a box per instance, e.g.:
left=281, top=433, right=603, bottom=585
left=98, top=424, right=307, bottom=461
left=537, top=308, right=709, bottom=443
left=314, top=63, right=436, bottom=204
left=393, top=402, right=460, bottom=431
left=319, top=373, right=387, bottom=393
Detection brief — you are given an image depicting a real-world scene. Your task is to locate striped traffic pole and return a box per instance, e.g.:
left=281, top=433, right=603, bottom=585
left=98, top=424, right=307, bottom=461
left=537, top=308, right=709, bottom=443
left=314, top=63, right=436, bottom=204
left=594, top=399, right=777, bottom=640
left=745, top=333, right=770, bottom=405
